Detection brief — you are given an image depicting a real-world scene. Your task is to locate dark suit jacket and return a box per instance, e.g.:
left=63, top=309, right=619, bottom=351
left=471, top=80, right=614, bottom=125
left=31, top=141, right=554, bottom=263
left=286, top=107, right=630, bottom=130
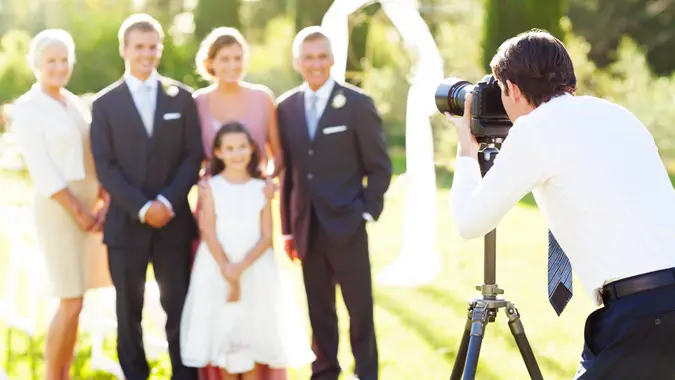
left=90, top=76, right=203, bottom=248
left=277, top=81, right=392, bottom=259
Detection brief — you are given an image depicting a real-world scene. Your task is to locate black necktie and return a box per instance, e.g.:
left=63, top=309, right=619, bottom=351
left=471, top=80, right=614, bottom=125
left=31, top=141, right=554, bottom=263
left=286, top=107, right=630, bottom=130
left=548, top=230, right=573, bottom=316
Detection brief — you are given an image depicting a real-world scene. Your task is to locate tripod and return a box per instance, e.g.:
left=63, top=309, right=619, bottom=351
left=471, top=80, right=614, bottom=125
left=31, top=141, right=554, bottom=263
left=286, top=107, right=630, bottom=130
left=449, top=140, right=543, bottom=380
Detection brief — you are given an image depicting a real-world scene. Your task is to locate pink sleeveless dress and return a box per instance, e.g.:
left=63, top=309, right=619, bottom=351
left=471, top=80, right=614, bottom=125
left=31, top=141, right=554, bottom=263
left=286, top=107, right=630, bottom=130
left=192, top=86, right=288, bottom=380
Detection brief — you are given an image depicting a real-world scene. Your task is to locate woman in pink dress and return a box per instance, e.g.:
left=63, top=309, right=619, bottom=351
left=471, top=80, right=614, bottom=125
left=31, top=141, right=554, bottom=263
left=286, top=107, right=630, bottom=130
left=192, top=27, right=288, bottom=380
left=194, top=27, right=283, bottom=177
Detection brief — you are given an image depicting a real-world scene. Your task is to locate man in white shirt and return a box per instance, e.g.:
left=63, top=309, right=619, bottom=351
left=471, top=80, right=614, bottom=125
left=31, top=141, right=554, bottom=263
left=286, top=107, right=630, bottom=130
left=447, top=29, right=675, bottom=379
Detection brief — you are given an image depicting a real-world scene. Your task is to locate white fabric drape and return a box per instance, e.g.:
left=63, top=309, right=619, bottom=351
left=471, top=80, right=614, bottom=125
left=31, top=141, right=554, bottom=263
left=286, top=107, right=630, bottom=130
left=322, top=0, right=443, bottom=287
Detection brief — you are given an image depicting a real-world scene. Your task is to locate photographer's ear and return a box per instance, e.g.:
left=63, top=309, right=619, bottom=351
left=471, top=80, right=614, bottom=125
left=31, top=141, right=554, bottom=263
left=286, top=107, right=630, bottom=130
left=506, top=80, right=522, bottom=102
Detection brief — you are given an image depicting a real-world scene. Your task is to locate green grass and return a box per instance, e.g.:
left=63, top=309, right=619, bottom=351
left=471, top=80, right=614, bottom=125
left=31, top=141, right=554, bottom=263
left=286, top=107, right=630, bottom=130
left=1, top=165, right=600, bottom=380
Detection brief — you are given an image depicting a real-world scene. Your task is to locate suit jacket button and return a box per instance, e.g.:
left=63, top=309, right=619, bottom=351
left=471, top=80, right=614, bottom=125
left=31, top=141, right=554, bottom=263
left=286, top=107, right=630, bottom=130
left=308, top=149, right=314, bottom=156
left=307, top=173, right=313, bottom=180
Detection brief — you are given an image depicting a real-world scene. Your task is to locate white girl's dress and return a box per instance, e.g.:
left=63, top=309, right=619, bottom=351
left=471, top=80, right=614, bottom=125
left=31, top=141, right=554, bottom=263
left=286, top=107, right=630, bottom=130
left=180, top=176, right=315, bottom=373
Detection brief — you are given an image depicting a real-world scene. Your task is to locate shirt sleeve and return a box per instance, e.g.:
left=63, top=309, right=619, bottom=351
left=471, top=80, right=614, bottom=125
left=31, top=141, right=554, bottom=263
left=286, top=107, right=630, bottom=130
left=11, top=103, right=69, bottom=198
left=449, top=117, right=550, bottom=239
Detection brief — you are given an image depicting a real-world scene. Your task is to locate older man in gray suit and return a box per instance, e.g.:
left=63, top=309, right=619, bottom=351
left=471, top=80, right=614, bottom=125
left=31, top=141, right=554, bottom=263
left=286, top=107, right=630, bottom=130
left=277, top=26, right=392, bottom=380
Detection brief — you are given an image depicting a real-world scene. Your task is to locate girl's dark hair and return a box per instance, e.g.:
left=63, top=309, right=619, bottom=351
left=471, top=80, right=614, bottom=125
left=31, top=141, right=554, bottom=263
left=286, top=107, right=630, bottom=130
left=209, top=121, right=262, bottom=178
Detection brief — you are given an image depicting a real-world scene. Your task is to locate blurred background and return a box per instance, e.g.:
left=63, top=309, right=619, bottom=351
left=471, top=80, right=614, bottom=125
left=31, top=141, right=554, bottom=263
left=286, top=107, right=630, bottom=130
left=1, top=0, right=674, bottom=379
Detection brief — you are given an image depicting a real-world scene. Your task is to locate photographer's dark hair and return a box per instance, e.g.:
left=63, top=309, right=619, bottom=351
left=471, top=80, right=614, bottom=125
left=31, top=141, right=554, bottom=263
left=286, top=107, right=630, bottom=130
left=490, top=29, right=576, bottom=107
left=209, top=122, right=262, bottom=178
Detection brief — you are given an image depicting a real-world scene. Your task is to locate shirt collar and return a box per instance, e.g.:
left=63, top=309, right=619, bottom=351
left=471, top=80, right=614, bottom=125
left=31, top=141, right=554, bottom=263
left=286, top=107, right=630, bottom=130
left=124, top=70, right=159, bottom=93
left=303, top=76, right=336, bottom=100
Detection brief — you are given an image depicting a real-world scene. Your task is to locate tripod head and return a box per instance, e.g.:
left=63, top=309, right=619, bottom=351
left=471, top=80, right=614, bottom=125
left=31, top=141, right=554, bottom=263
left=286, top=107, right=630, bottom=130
left=475, top=137, right=504, bottom=302
left=477, top=138, right=502, bottom=175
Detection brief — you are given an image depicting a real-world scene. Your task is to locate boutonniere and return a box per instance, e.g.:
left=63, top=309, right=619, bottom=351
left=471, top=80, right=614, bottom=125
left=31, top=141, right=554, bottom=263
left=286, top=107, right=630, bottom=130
left=160, top=79, right=179, bottom=97
left=331, top=91, right=346, bottom=109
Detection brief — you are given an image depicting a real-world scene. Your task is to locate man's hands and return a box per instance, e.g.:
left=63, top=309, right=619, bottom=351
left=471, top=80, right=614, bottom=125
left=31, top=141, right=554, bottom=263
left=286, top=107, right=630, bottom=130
left=446, top=93, right=480, bottom=159
left=145, top=200, right=174, bottom=228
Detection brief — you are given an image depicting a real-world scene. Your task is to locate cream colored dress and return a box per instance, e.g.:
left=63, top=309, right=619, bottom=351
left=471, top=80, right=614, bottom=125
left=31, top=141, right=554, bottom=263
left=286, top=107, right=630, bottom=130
left=12, top=85, right=112, bottom=298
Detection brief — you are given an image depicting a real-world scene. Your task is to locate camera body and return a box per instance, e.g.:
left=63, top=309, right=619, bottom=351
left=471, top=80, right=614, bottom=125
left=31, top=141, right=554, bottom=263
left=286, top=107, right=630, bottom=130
left=435, top=74, right=512, bottom=142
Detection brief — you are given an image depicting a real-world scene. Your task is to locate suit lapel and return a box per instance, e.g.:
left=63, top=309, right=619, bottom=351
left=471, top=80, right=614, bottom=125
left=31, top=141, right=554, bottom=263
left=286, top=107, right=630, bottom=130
left=117, top=80, right=151, bottom=140
left=294, top=89, right=312, bottom=148
left=313, top=82, right=342, bottom=143
left=152, top=79, right=170, bottom=143
left=294, top=81, right=342, bottom=147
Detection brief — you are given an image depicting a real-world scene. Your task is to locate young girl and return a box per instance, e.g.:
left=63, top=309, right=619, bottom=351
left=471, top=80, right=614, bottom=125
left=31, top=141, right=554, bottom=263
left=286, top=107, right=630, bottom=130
left=180, top=122, right=315, bottom=379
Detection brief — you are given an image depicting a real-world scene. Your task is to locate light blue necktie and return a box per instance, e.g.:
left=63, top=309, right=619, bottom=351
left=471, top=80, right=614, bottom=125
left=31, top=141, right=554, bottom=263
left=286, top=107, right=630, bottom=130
left=138, top=83, right=155, bottom=136
left=306, top=93, right=318, bottom=140
left=548, top=230, right=573, bottom=316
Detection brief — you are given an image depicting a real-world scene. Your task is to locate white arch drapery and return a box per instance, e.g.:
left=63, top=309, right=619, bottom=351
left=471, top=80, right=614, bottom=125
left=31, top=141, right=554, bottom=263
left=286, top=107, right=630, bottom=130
left=321, top=0, right=443, bottom=286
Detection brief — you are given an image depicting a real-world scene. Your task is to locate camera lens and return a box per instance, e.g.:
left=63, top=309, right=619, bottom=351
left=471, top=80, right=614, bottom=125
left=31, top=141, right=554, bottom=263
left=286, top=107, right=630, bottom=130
left=435, top=78, right=473, bottom=116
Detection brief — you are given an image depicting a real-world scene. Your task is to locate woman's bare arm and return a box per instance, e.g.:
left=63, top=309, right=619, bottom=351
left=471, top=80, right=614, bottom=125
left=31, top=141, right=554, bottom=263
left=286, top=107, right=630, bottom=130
left=264, top=89, right=284, bottom=177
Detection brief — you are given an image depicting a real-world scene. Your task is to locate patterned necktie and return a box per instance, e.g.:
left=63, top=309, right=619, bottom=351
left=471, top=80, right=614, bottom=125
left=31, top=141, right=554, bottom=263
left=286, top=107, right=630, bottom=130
left=306, top=93, right=318, bottom=140
left=548, top=230, right=573, bottom=316
left=138, top=83, right=155, bottom=136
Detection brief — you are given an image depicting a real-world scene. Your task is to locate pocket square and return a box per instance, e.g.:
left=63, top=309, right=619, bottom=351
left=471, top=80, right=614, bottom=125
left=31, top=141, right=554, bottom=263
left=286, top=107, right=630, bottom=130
left=323, top=125, right=347, bottom=134
left=163, top=112, right=181, bottom=120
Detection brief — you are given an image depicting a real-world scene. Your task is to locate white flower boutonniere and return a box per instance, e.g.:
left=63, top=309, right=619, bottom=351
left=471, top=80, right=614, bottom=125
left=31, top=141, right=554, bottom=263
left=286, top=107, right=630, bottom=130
left=331, top=92, right=346, bottom=109
left=161, top=79, right=179, bottom=97
left=166, top=85, right=179, bottom=97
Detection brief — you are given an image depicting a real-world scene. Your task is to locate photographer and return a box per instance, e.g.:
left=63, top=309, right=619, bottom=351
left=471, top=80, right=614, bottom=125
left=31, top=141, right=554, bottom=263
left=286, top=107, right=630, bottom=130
left=447, top=30, right=675, bottom=379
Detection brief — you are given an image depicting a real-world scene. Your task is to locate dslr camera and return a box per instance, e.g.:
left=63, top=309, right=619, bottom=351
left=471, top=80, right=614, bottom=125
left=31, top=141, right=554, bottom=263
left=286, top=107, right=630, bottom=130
left=435, top=74, right=512, bottom=143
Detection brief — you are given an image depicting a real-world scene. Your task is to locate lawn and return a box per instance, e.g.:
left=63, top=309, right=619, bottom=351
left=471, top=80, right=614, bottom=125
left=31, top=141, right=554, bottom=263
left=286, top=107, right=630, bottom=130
left=0, top=163, right=599, bottom=380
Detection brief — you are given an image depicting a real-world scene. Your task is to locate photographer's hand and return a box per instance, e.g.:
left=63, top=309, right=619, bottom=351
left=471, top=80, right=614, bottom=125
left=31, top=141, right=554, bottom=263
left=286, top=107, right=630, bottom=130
left=446, top=93, right=480, bottom=158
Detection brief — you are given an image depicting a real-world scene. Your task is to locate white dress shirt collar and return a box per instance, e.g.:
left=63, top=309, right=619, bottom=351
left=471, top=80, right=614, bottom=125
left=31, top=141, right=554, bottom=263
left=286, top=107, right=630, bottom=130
left=302, top=76, right=336, bottom=101
left=124, top=70, right=159, bottom=93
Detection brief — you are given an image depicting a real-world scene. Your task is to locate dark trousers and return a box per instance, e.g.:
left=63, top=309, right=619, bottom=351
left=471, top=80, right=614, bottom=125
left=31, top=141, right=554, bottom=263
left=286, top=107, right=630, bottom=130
left=108, top=239, right=197, bottom=380
left=575, top=283, right=675, bottom=380
left=302, top=211, right=379, bottom=380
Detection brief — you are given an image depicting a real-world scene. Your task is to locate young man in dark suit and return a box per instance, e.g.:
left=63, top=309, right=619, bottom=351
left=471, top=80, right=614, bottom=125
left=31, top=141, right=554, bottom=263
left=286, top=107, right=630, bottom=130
left=277, top=26, right=392, bottom=380
left=89, top=13, right=201, bottom=380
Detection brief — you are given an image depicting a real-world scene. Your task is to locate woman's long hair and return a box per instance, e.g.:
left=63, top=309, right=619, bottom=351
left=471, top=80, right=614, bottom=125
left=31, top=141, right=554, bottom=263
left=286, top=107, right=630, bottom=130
left=209, top=121, right=262, bottom=178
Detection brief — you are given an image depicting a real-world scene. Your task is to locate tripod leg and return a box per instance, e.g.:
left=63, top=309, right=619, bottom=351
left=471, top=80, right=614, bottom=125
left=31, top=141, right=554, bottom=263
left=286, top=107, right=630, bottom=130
left=450, top=305, right=473, bottom=380
left=461, top=302, right=490, bottom=380
left=505, top=305, right=544, bottom=380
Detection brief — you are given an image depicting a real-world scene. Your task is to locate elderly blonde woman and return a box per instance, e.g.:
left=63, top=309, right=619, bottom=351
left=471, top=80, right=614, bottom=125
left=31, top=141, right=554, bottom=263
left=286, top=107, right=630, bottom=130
left=11, top=29, right=111, bottom=379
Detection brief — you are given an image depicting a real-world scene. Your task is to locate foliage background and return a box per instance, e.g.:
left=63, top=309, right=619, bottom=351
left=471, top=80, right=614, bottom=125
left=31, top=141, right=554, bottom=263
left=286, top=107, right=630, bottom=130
left=1, top=1, right=675, bottom=379
left=1, top=0, right=675, bottom=169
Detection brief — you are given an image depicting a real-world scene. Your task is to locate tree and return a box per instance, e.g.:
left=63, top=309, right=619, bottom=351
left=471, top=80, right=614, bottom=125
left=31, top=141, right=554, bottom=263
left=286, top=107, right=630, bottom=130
left=568, top=0, right=675, bottom=76
left=294, top=0, right=332, bottom=32
left=482, top=0, right=565, bottom=71
left=194, top=0, right=242, bottom=39
left=143, top=0, right=184, bottom=27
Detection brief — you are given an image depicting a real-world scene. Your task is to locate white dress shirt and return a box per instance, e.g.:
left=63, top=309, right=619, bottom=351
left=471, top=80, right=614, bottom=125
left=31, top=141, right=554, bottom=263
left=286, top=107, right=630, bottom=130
left=125, top=70, right=158, bottom=135
left=303, top=76, right=335, bottom=119
left=12, top=84, right=88, bottom=198
left=123, top=71, right=173, bottom=222
left=450, top=93, right=675, bottom=305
